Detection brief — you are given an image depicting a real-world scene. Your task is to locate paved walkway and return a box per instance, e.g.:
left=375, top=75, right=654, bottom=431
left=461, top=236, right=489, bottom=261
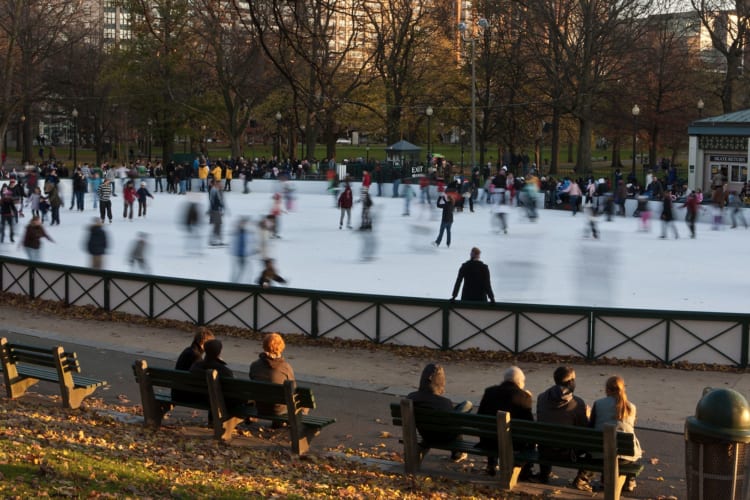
left=3, top=304, right=746, bottom=498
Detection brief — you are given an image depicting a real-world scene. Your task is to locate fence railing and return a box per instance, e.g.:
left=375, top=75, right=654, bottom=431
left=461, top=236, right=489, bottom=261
left=1, top=256, right=747, bottom=367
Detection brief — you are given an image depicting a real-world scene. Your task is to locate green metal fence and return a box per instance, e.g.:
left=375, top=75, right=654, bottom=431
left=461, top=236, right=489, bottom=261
left=1, top=256, right=746, bottom=367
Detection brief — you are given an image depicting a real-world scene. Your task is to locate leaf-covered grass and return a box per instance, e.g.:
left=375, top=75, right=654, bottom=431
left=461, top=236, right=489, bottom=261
left=0, top=395, right=538, bottom=499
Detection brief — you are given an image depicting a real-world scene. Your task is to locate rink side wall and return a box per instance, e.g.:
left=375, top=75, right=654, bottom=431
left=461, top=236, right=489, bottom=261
left=0, top=255, right=747, bottom=367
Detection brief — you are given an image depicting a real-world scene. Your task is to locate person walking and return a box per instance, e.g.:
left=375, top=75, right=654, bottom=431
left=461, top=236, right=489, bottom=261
left=20, top=215, right=54, bottom=260
left=338, top=181, right=353, bottom=229
left=432, top=190, right=454, bottom=247
left=451, top=247, right=495, bottom=303
left=86, top=218, right=108, bottom=269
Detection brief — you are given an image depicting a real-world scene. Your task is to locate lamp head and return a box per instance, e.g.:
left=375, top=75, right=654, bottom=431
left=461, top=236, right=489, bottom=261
left=631, top=104, right=640, bottom=117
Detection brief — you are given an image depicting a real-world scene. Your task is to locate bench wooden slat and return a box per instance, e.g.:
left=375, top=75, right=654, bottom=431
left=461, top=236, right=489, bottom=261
left=1, top=337, right=107, bottom=409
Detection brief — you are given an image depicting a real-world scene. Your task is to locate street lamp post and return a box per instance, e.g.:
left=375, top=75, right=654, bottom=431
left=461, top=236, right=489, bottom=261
left=458, top=18, right=488, bottom=173
left=275, top=112, right=282, bottom=159
left=697, top=98, right=705, bottom=119
left=426, top=106, right=433, bottom=162
left=631, top=104, right=639, bottom=179
left=72, top=108, right=78, bottom=168
left=147, top=119, right=153, bottom=161
left=201, top=124, right=207, bottom=157
left=19, top=115, right=26, bottom=162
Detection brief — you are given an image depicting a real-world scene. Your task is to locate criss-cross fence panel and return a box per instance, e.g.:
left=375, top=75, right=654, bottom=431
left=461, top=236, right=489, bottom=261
left=316, top=297, right=379, bottom=342
left=378, top=300, right=444, bottom=348
left=255, top=291, right=313, bottom=337
left=667, top=318, right=745, bottom=365
left=109, top=276, right=152, bottom=317
left=448, top=306, right=518, bottom=352
left=66, top=272, right=106, bottom=309
left=151, top=282, right=200, bottom=323
left=202, top=286, right=255, bottom=330
left=33, top=266, right=67, bottom=302
left=516, top=310, right=591, bottom=357
left=0, top=261, right=31, bottom=296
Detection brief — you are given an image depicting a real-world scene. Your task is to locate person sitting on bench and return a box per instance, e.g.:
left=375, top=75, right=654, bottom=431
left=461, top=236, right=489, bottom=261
left=406, top=363, right=472, bottom=463
left=171, top=328, right=215, bottom=404
left=249, top=332, right=295, bottom=423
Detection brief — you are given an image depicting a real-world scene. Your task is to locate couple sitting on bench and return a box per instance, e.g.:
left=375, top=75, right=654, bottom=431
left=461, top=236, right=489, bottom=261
left=173, top=328, right=295, bottom=422
left=407, top=363, right=642, bottom=494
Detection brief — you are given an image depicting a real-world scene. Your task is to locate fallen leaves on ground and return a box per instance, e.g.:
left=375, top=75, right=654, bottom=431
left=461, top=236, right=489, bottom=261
left=0, top=395, right=539, bottom=499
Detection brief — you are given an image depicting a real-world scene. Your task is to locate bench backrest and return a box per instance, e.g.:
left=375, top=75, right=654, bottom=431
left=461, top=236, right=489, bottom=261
left=132, top=364, right=210, bottom=396
left=390, top=402, right=498, bottom=441
left=391, top=402, right=636, bottom=456
left=1, top=339, right=81, bottom=374
left=509, top=419, right=637, bottom=457
left=212, top=377, right=317, bottom=410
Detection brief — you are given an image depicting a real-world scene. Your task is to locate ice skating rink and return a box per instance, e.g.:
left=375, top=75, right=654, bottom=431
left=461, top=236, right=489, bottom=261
left=4, top=179, right=747, bottom=314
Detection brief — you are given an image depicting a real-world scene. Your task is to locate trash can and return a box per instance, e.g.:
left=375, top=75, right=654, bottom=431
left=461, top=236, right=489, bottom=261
left=685, top=387, right=750, bottom=500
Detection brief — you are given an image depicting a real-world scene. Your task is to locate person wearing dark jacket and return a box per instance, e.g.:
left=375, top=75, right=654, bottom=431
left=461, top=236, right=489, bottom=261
left=86, top=218, right=108, bottom=269
left=660, top=191, right=678, bottom=239
left=452, top=247, right=495, bottom=302
left=190, top=339, right=244, bottom=411
left=536, top=366, right=592, bottom=491
left=406, top=363, right=472, bottom=462
left=433, top=191, right=454, bottom=247
left=249, top=332, right=295, bottom=418
left=477, top=366, right=534, bottom=477
left=0, top=190, right=18, bottom=243
left=171, top=328, right=215, bottom=403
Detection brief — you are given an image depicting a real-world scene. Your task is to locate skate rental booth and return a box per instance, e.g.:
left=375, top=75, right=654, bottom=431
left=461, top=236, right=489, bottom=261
left=688, top=109, right=750, bottom=193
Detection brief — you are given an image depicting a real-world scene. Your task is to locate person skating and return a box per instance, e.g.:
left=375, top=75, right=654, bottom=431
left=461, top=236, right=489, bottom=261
left=208, top=179, right=225, bottom=245
left=136, top=182, right=154, bottom=218
left=122, top=180, right=136, bottom=220
left=86, top=218, right=108, bottom=269
left=19, top=215, right=54, bottom=260
left=338, top=181, right=353, bottom=229
left=681, top=190, right=699, bottom=238
left=659, top=191, right=678, bottom=239
left=433, top=190, right=454, bottom=247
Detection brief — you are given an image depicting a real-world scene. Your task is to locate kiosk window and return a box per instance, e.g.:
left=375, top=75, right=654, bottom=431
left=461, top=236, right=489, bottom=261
left=731, top=166, right=748, bottom=183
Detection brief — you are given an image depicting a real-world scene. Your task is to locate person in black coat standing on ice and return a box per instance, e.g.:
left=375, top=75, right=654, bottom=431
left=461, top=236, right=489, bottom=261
left=451, top=247, right=495, bottom=302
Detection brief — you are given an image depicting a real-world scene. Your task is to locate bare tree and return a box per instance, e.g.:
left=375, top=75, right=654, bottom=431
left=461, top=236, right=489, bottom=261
left=690, top=0, right=750, bottom=113
left=0, top=0, right=86, bottom=164
left=243, top=0, right=376, bottom=160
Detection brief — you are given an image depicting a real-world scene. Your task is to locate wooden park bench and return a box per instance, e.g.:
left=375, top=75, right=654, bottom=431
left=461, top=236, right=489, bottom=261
left=0, top=337, right=108, bottom=409
left=391, top=399, right=643, bottom=500
left=133, top=360, right=335, bottom=455
left=206, top=370, right=336, bottom=454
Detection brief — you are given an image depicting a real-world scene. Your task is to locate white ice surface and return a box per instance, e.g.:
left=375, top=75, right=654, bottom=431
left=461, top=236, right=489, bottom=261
left=3, top=179, right=747, bottom=314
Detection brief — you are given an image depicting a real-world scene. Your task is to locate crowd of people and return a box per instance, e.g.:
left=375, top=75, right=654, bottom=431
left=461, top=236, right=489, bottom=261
left=407, top=363, right=642, bottom=494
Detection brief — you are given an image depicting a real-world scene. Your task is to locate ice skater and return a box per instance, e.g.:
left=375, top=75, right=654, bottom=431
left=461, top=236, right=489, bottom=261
left=230, top=217, right=256, bottom=283
left=729, top=191, right=748, bottom=229
left=128, top=232, right=150, bottom=273
left=136, top=182, right=154, bottom=218
left=19, top=215, right=54, bottom=260
left=359, top=187, right=373, bottom=230
left=682, top=191, right=699, bottom=238
left=659, top=191, right=679, bottom=239
left=208, top=179, right=225, bottom=245
left=583, top=200, right=599, bottom=239
left=402, top=179, right=415, bottom=216
left=258, top=258, right=287, bottom=288
left=337, top=181, right=353, bottom=229
left=433, top=190, right=454, bottom=247
left=492, top=187, right=509, bottom=234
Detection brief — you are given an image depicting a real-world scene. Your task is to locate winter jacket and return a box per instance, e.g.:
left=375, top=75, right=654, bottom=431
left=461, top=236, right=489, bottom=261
left=477, top=381, right=533, bottom=449
left=452, top=259, right=495, bottom=302
left=406, top=364, right=456, bottom=444
left=87, top=225, right=108, bottom=256
left=249, top=353, right=295, bottom=415
left=338, top=186, right=353, bottom=209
